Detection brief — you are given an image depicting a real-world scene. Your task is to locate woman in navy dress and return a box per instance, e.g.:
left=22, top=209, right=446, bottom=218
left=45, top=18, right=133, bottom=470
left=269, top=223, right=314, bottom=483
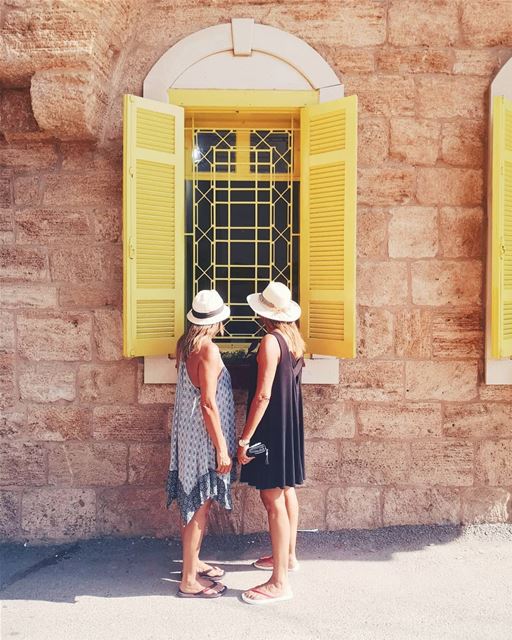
left=238, top=282, right=305, bottom=605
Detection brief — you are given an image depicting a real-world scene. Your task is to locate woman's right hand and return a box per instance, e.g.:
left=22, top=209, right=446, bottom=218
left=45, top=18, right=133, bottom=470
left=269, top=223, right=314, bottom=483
left=216, top=447, right=232, bottom=475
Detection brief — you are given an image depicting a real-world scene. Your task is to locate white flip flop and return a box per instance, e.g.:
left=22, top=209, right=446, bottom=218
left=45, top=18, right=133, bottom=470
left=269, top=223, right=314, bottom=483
left=241, top=587, right=293, bottom=605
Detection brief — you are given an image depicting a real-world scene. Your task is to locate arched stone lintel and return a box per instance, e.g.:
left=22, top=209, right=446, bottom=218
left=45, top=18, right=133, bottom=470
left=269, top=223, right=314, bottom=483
left=143, top=21, right=341, bottom=102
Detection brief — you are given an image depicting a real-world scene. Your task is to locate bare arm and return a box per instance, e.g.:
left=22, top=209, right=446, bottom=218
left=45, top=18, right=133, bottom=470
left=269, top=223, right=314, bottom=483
left=198, top=343, right=231, bottom=474
left=238, top=334, right=280, bottom=463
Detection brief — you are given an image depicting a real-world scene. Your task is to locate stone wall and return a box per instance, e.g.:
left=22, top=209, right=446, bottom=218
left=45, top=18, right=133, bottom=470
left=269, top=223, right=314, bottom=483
left=1, top=0, right=512, bottom=542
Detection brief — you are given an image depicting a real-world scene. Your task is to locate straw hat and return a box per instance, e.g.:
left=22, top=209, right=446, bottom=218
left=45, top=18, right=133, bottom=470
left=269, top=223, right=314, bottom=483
left=247, top=281, right=301, bottom=322
left=187, top=290, right=230, bottom=326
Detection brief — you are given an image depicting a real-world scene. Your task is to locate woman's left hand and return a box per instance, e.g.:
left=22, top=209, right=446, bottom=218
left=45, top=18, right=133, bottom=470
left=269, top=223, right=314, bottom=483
left=237, top=445, right=254, bottom=466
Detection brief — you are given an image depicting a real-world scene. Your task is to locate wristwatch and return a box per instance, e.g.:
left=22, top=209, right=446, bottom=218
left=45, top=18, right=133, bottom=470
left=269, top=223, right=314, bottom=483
left=238, top=438, right=250, bottom=447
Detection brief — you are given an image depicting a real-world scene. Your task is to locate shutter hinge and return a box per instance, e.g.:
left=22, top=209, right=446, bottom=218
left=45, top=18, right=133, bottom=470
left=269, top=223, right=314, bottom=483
left=128, top=237, right=136, bottom=259
left=129, top=166, right=134, bottom=178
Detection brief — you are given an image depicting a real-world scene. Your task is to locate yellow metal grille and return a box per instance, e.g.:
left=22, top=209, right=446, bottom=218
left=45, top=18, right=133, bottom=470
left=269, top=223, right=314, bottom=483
left=185, top=120, right=299, bottom=342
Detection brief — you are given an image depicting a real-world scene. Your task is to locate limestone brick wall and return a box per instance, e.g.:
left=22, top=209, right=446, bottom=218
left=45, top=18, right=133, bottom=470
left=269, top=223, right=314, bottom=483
left=1, top=0, right=512, bottom=542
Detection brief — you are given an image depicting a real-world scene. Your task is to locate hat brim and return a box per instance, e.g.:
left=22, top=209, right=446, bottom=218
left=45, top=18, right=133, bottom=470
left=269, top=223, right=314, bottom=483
left=247, top=293, right=301, bottom=322
left=187, top=305, right=230, bottom=326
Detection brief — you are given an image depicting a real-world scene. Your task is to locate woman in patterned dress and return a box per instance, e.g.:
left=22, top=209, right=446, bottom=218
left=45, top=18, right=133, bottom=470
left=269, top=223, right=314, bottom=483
left=166, top=290, right=236, bottom=599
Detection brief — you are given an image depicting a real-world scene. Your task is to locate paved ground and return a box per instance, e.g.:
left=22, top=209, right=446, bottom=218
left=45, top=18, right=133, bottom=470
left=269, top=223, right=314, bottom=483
left=1, top=524, right=511, bottom=640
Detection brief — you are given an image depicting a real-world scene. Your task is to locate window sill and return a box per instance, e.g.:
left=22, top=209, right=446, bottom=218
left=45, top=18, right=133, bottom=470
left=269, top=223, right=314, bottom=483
left=143, top=355, right=340, bottom=385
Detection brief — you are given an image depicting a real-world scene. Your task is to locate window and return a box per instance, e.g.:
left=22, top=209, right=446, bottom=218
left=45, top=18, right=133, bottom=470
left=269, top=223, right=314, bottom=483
left=122, top=91, right=357, bottom=359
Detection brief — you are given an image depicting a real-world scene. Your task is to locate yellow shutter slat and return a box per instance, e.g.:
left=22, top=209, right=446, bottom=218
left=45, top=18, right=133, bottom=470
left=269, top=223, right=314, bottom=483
left=300, top=95, right=357, bottom=358
left=123, top=94, right=184, bottom=357
left=491, top=95, right=512, bottom=358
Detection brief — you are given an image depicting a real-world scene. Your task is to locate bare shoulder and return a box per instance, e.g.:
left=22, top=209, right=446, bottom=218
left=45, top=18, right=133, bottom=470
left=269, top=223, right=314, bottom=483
left=199, top=339, right=221, bottom=364
left=258, top=333, right=280, bottom=360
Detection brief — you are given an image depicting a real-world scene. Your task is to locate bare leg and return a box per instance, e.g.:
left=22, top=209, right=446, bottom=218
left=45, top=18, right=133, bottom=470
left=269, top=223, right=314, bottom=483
left=180, top=500, right=224, bottom=594
left=254, top=487, right=299, bottom=570
left=243, top=488, right=292, bottom=602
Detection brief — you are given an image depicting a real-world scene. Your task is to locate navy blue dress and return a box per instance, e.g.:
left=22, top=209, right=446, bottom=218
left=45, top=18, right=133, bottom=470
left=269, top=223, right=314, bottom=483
left=240, top=331, right=305, bottom=490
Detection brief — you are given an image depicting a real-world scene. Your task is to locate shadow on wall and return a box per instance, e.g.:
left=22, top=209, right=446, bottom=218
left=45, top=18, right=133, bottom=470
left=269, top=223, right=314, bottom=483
left=0, top=525, right=464, bottom=603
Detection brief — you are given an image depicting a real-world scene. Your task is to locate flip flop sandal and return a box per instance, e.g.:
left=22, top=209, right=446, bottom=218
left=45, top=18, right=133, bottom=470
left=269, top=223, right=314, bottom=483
left=241, top=587, right=293, bottom=606
left=177, top=583, right=227, bottom=599
left=179, top=567, right=226, bottom=581
left=253, top=558, right=300, bottom=572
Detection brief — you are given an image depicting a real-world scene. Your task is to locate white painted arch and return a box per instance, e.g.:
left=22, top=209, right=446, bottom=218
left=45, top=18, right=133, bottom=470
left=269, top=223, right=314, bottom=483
left=143, top=19, right=343, bottom=102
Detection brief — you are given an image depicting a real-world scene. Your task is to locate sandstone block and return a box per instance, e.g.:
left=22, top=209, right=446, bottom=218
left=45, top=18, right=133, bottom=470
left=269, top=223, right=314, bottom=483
left=444, top=404, right=512, bottom=439
left=417, top=77, right=487, bottom=120
left=78, top=362, right=137, bottom=403
left=411, top=260, right=482, bottom=306
left=93, top=309, right=122, bottom=361
left=303, top=401, right=356, bottom=439
left=358, top=262, right=408, bottom=306
left=0, top=354, right=15, bottom=410
left=340, top=360, right=404, bottom=402
left=50, top=246, right=112, bottom=283
left=0, top=142, right=58, bottom=170
left=18, top=362, right=76, bottom=403
left=339, top=442, right=410, bottom=484
left=345, top=75, right=415, bottom=116
left=326, top=487, right=381, bottom=529
left=306, top=440, right=341, bottom=482
left=358, top=167, right=415, bottom=205
left=388, top=0, right=459, bottom=46
left=376, top=47, right=452, bottom=74
left=410, top=441, right=474, bottom=486
left=93, top=405, right=169, bottom=442
left=0, top=176, right=12, bottom=210
left=128, top=443, right=169, bottom=485
left=0, top=210, right=13, bottom=242
left=13, top=176, right=40, bottom=206
left=49, top=443, right=127, bottom=486
left=390, top=118, right=440, bottom=166
left=15, top=208, right=91, bottom=243
left=358, top=116, right=388, bottom=166
left=439, top=207, right=483, bottom=258
left=0, top=246, right=48, bottom=281
left=17, top=312, right=92, bottom=361
left=27, top=406, right=92, bottom=441
left=0, top=491, right=20, bottom=538
left=479, top=385, right=512, bottom=402
left=388, top=206, right=438, bottom=258
left=357, top=207, right=389, bottom=259
left=453, top=50, right=502, bottom=76
left=22, top=488, right=96, bottom=540
left=61, top=143, right=122, bottom=172
left=1, top=283, right=58, bottom=309
left=432, top=310, right=483, bottom=359
left=0, top=410, right=26, bottom=440
left=302, top=385, right=340, bottom=403
left=405, top=361, right=478, bottom=401
left=461, top=1, right=512, bottom=47
left=394, top=308, right=432, bottom=359
left=383, top=487, right=460, bottom=526
left=417, top=168, right=483, bottom=206
left=297, top=487, right=327, bottom=530
left=358, top=307, right=394, bottom=358
left=97, top=487, right=180, bottom=537
left=0, top=88, right=38, bottom=135
left=44, top=171, right=120, bottom=207
left=0, top=442, right=46, bottom=486
left=207, top=485, right=244, bottom=535
left=476, top=440, right=512, bottom=486
left=93, top=206, right=121, bottom=242
left=441, top=121, right=484, bottom=168
left=59, top=283, right=121, bottom=308
left=461, top=488, right=511, bottom=524
left=359, top=403, right=442, bottom=439
left=0, top=311, right=15, bottom=352
left=331, top=47, right=375, bottom=75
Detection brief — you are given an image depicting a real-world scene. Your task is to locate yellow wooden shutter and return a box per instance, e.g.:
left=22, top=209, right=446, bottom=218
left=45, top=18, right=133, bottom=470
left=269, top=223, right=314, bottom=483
left=300, top=95, right=357, bottom=358
left=123, top=94, right=184, bottom=357
left=491, top=95, right=512, bottom=358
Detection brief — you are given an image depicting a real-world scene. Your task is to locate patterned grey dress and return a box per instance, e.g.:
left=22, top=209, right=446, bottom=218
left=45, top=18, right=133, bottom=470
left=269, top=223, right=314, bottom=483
left=166, top=359, right=236, bottom=524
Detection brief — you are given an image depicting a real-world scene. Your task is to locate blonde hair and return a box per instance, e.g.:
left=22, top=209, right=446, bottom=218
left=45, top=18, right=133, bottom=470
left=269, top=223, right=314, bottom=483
left=176, top=322, right=224, bottom=362
left=262, top=318, right=306, bottom=359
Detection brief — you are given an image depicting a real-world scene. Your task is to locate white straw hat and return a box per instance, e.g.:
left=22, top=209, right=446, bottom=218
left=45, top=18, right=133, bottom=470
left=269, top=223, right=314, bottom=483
left=187, top=290, right=230, bottom=326
left=247, top=281, right=301, bottom=322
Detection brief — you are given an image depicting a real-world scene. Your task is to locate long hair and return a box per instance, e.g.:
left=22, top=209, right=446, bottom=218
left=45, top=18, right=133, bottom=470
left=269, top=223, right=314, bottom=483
left=176, top=322, right=224, bottom=362
left=261, top=318, right=306, bottom=359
